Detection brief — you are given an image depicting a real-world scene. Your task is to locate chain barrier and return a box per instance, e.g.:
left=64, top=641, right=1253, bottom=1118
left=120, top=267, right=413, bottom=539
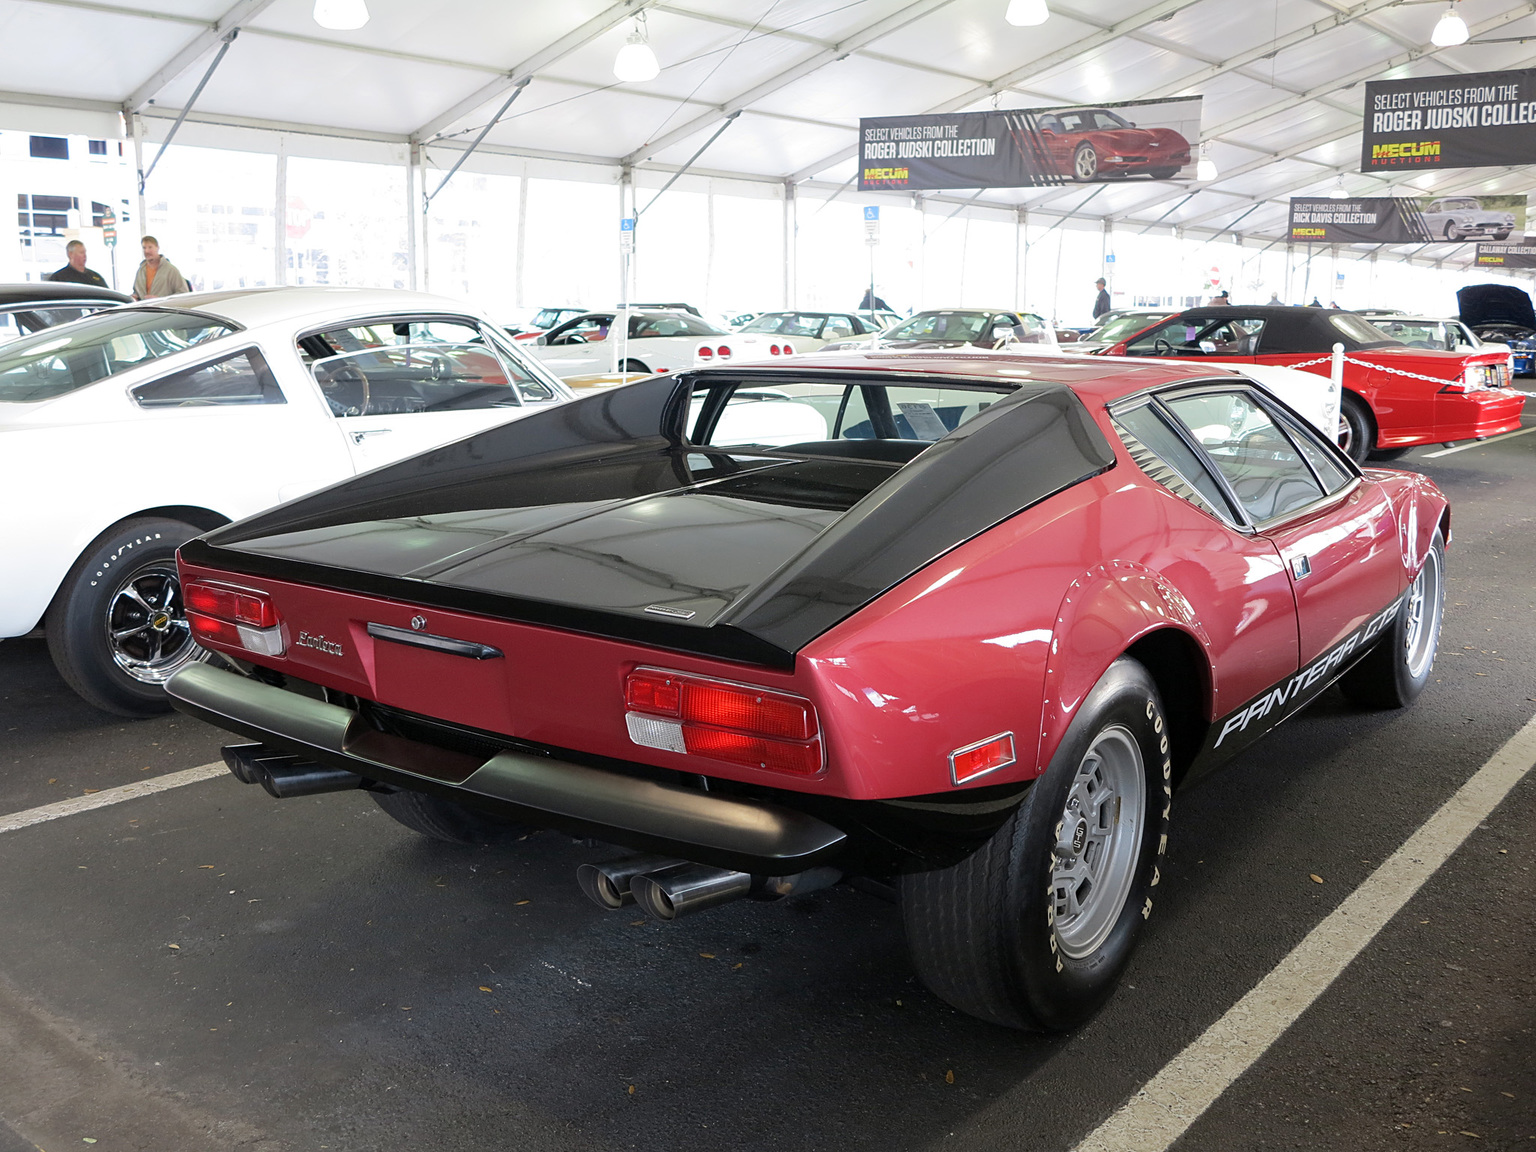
left=1279, top=353, right=1501, bottom=387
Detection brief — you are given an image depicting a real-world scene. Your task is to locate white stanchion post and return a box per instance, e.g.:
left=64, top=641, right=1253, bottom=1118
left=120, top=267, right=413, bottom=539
left=1328, top=341, right=1345, bottom=443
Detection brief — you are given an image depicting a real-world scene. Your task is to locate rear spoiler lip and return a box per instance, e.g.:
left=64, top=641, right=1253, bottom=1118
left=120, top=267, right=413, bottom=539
left=177, top=536, right=796, bottom=670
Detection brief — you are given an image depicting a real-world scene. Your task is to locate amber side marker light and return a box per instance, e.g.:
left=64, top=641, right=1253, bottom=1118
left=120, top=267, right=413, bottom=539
left=624, top=667, right=823, bottom=776
left=184, top=580, right=286, bottom=657
left=950, top=732, right=1016, bottom=785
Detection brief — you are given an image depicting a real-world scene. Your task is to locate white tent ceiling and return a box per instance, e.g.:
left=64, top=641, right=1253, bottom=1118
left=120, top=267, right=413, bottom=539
left=4, top=0, right=1536, bottom=263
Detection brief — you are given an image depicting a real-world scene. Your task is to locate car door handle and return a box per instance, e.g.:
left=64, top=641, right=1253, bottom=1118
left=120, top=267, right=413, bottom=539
left=349, top=428, right=392, bottom=444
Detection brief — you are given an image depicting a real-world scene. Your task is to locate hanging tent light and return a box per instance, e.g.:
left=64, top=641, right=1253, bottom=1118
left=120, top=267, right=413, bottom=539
left=1326, top=177, right=1349, bottom=199
left=614, top=12, right=661, bottom=82
left=313, top=0, right=368, bottom=31
left=1431, top=3, right=1469, bottom=47
left=1196, top=144, right=1218, bottom=182
left=1005, top=0, right=1050, bottom=27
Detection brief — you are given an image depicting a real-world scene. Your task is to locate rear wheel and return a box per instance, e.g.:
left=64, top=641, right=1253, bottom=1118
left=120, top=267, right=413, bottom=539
left=46, top=517, right=206, bottom=715
left=620, top=359, right=650, bottom=375
left=1337, top=394, right=1373, bottom=464
left=899, top=657, right=1171, bottom=1031
left=1340, top=531, right=1445, bottom=709
left=371, top=788, right=530, bottom=845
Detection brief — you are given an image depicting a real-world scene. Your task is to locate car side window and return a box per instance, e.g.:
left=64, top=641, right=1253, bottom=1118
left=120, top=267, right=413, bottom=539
left=1269, top=405, right=1353, bottom=495
left=1112, top=401, right=1238, bottom=523
left=822, top=316, right=855, bottom=339
left=1163, top=391, right=1325, bottom=524
left=131, top=347, right=283, bottom=408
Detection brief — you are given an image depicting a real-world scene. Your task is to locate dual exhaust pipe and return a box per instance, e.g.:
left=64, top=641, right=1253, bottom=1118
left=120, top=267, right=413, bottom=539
left=577, top=855, right=841, bottom=922
left=222, top=742, right=364, bottom=799
left=223, top=743, right=836, bottom=922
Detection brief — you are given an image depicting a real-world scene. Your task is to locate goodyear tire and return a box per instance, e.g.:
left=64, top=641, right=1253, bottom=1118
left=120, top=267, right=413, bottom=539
left=899, top=657, right=1171, bottom=1031
left=1340, top=530, right=1445, bottom=709
left=1338, top=393, right=1373, bottom=464
left=371, top=788, right=530, bottom=845
left=46, top=517, right=205, bottom=716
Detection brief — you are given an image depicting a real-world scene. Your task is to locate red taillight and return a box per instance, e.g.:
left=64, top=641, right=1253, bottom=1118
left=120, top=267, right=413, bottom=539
left=626, top=668, right=681, bottom=714
left=781, top=342, right=793, bottom=355
left=184, top=580, right=278, bottom=628
left=769, top=343, right=780, bottom=355
left=716, top=345, right=732, bottom=359
left=182, top=579, right=285, bottom=657
left=950, top=733, right=1016, bottom=785
left=682, top=728, right=823, bottom=776
left=697, top=345, right=714, bottom=359
left=623, top=666, right=822, bottom=776
left=683, top=680, right=815, bottom=740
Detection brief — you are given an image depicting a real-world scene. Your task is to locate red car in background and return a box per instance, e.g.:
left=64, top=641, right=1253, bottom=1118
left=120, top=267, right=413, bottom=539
left=166, top=353, right=1448, bottom=1032
left=1037, top=107, right=1190, bottom=181
left=1103, top=305, right=1525, bottom=461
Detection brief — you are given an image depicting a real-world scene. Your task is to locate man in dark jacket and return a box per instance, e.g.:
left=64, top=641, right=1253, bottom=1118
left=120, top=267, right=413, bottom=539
left=1092, top=278, right=1111, bottom=319
left=47, top=240, right=109, bottom=288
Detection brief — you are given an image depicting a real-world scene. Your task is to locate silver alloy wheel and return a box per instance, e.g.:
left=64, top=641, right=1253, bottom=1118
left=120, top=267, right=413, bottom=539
left=1074, top=145, right=1098, bottom=180
left=104, top=560, right=201, bottom=684
left=1337, top=416, right=1352, bottom=455
left=1050, top=724, right=1146, bottom=960
left=1403, top=543, right=1444, bottom=679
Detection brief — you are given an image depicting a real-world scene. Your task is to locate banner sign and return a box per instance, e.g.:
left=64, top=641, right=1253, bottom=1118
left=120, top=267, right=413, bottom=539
left=1289, top=195, right=1525, bottom=244
left=859, top=96, right=1201, bottom=191
left=1362, top=68, right=1536, bottom=172
left=1475, top=243, right=1536, bottom=269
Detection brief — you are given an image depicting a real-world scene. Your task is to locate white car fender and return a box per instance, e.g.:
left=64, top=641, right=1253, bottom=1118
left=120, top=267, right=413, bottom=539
left=1241, top=362, right=1340, bottom=439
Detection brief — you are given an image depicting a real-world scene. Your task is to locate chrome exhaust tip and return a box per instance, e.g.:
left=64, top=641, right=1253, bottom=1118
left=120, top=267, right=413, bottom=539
left=576, top=855, right=684, bottom=910
left=630, top=863, right=752, bottom=921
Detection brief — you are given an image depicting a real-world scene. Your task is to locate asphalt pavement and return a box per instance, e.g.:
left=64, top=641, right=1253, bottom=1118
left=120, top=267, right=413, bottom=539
left=0, top=420, right=1531, bottom=1152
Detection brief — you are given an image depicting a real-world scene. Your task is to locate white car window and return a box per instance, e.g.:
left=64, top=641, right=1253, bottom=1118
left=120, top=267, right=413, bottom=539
left=1164, top=392, right=1325, bottom=524
left=311, top=342, right=522, bottom=418
left=132, top=347, right=284, bottom=408
left=0, top=310, right=234, bottom=403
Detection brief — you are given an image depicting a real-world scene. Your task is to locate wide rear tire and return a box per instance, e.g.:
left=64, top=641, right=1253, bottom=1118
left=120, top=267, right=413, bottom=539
left=1338, top=394, right=1373, bottom=464
left=899, top=657, right=1172, bottom=1031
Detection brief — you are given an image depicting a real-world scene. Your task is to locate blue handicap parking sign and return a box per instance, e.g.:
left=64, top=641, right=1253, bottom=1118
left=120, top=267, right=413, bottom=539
left=864, top=206, right=879, bottom=221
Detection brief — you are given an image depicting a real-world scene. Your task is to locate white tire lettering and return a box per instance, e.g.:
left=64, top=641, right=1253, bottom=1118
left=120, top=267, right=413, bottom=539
left=1150, top=866, right=1160, bottom=887
left=1142, top=897, right=1152, bottom=920
left=1154, top=715, right=1163, bottom=734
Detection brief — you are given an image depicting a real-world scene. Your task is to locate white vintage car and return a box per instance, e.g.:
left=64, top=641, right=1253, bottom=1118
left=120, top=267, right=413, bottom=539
left=528, top=309, right=788, bottom=379
left=1420, top=197, right=1516, bottom=242
left=0, top=286, right=572, bottom=714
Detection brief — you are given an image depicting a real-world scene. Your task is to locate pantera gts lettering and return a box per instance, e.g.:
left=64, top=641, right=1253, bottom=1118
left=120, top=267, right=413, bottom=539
left=1214, top=599, right=1401, bottom=748
left=295, top=631, right=344, bottom=657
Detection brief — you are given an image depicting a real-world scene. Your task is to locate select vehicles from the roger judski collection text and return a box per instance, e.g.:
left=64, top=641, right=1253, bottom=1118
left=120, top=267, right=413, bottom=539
left=165, top=349, right=1447, bottom=1032
left=0, top=286, right=573, bottom=715
left=1102, top=305, right=1525, bottom=462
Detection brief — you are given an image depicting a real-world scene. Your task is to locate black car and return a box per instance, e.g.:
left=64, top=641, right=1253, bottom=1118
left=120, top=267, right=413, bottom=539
left=0, top=281, right=130, bottom=345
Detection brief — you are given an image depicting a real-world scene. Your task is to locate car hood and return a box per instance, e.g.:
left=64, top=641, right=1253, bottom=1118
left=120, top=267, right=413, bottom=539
left=1457, top=284, right=1536, bottom=330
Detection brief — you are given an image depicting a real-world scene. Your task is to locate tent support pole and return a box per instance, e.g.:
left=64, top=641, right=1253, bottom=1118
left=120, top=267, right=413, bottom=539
left=139, top=29, right=237, bottom=191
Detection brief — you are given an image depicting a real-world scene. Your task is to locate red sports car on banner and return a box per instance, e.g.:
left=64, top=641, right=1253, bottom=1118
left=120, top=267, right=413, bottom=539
left=166, top=352, right=1448, bottom=1032
left=1103, top=305, right=1525, bottom=461
left=1036, top=107, right=1191, bottom=181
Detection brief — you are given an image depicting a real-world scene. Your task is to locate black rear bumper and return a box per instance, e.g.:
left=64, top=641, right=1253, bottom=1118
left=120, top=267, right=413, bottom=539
left=165, top=663, right=847, bottom=873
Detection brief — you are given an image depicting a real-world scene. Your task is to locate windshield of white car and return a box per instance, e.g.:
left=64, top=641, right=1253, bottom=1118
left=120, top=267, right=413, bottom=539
left=0, top=309, right=235, bottom=403
left=1330, top=313, right=1399, bottom=347
left=884, top=312, right=997, bottom=342
left=1089, top=312, right=1171, bottom=343
left=627, top=312, right=725, bottom=337
left=741, top=313, right=829, bottom=337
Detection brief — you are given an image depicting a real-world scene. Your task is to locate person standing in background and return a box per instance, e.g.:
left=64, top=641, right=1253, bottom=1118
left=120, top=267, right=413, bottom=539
left=1267, top=291, right=1281, bottom=305
left=47, top=240, right=109, bottom=288
left=132, top=236, right=190, bottom=300
left=1092, top=277, right=1110, bottom=319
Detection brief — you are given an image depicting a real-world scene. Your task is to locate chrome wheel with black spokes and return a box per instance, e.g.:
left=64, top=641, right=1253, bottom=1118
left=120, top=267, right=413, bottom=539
left=105, top=560, right=199, bottom=685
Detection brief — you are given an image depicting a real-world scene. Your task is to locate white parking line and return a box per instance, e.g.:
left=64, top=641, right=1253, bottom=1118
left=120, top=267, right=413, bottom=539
left=1073, top=711, right=1536, bottom=1152
left=1422, top=425, right=1536, bottom=457
left=0, top=762, right=226, bottom=836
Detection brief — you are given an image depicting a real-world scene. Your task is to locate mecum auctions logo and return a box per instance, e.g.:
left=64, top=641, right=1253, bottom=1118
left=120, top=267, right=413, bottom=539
left=295, top=631, right=344, bottom=657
